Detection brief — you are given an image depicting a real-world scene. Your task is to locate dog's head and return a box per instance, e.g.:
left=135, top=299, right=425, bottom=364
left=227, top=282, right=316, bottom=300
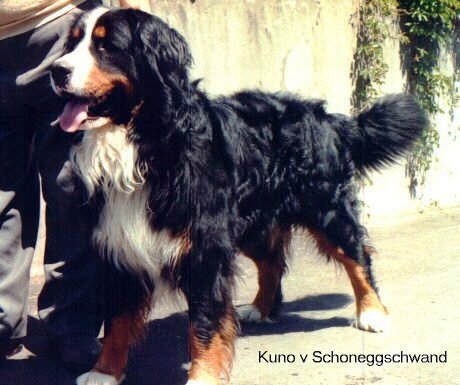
left=51, top=8, right=192, bottom=132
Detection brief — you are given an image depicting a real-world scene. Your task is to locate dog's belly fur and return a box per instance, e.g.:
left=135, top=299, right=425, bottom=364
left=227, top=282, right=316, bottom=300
left=71, top=124, right=182, bottom=299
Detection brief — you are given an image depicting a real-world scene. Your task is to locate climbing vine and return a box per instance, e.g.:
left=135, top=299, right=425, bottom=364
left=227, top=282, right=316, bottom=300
left=399, top=0, right=460, bottom=196
left=352, top=0, right=399, bottom=112
left=353, top=0, right=459, bottom=197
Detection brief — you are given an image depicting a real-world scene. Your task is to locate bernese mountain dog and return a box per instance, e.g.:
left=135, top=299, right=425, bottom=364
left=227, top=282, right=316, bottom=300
left=50, top=7, right=427, bottom=385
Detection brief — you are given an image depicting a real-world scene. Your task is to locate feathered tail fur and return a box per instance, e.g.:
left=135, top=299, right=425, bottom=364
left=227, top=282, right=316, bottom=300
left=348, top=94, right=428, bottom=173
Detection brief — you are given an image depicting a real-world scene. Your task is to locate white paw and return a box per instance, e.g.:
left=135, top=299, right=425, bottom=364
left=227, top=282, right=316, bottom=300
left=237, top=304, right=275, bottom=323
left=76, top=371, right=124, bottom=385
left=354, top=309, right=390, bottom=333
left=185, top=381, right=207, bottom=385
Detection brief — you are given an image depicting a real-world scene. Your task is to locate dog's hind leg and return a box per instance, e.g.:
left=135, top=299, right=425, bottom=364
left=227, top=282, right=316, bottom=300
left=307, top=205, right=389, bottom=333
left=238, top=227, right=290, bottom=323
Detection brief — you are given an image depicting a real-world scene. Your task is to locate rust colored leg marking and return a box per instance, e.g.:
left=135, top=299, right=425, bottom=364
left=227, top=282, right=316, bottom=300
left=242, top=227, right=290, bottom=319
left=309, top=230, right=387, bottom=320
left=93, top=313, right=143, bottom=380
left=188, top=313, right=237, bottom=385
left=252, top=260, right=283, bottom=318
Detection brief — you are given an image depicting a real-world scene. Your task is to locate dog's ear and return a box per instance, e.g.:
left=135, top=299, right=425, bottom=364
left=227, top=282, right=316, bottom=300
left=129, top=11, right=193, bottom=131
left=134, top=13, right=192, bottom=83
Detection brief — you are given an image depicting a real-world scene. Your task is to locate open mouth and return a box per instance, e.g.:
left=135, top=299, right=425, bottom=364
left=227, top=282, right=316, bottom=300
left=59, top=93, right=113, bottom=132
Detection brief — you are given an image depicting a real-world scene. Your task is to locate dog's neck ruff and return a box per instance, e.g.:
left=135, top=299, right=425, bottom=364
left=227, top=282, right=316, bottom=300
left=70, top=125, right=184, bottom=305
left=70, top=124, right=151, bottom=273
left=70, top=124, right=146, bottom=198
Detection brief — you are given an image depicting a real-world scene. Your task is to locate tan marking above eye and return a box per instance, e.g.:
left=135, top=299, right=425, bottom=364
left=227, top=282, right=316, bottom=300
left=93, top=25, right=107, bottom=38
left=72, top=26, right=82, bottom=39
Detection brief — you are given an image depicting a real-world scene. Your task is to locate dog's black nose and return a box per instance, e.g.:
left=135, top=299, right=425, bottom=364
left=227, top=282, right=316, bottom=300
left=51, top=64, right=72, bottom=88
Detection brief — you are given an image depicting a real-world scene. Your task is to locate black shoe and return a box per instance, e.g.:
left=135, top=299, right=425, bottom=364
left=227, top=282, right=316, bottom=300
left=49, top=334, right=102, bottom=372
left=0, top=339, right=24, bottom=360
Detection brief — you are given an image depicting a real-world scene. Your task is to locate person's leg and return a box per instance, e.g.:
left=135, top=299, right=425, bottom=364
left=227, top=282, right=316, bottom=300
left=0, top=59, right=40, bottom=356
left=35, top=102, right=104, bottom=370
left=33, top=94, right=103, bottom=336
left=19, top=0, right=104, bottom=370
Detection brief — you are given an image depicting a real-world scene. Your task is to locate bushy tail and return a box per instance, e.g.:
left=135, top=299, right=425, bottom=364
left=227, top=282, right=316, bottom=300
left=349, top=94, right=428, bottom=173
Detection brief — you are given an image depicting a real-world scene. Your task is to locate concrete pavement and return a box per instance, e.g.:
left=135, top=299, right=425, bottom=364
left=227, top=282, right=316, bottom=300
left=1, top=206, right=459, bottom=385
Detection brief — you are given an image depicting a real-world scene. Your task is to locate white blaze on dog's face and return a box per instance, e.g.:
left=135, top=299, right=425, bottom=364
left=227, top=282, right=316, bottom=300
left=50, top=8, right=135, bottom=132
left=52, top=8, right=108, bottom=97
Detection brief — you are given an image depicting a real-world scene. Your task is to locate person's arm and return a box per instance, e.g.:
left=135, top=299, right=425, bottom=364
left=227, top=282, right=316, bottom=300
left=119, top=0, right=151, bottom=12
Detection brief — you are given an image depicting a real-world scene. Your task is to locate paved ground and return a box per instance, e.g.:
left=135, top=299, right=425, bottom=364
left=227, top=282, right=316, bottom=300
left=1, top=206, right=459, bottom=385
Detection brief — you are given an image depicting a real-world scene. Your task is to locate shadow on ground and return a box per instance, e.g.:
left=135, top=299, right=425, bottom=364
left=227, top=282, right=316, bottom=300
left=0, top=293, right=350, bottom=385
left=239, top=293, right=352, bottom=336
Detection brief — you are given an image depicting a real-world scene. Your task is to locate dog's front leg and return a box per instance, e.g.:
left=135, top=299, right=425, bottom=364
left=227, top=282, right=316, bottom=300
left=180, top=243, right=238, bottom=385
left=76, top=313, right=135, bottom=385
left=187, top=307, right=237, bottom=385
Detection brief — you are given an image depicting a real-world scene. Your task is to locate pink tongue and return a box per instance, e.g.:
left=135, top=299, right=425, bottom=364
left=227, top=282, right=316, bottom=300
left=59, top=99, right=89, bottom=132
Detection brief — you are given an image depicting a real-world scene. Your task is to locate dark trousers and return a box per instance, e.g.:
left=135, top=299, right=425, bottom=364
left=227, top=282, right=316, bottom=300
left=0, top=0, right=103, bottom=343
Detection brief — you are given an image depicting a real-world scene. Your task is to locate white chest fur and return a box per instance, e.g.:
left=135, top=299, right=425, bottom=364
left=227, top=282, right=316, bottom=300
left=70, top=125, right=184, bottom=288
